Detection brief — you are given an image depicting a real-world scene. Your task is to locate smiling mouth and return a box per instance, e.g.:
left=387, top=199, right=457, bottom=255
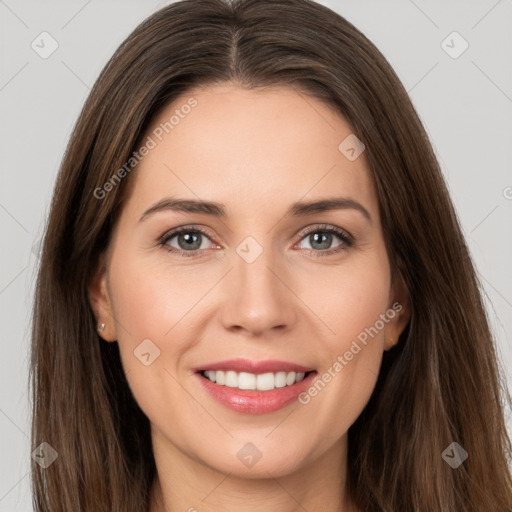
left=199, top=369, right=316, bottom=391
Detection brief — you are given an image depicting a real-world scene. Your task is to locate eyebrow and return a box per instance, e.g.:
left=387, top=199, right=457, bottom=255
left=138, top=196, right=372, bottom=224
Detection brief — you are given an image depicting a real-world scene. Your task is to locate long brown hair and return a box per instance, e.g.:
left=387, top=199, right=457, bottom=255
left=30, top=0, right=512, bottom=510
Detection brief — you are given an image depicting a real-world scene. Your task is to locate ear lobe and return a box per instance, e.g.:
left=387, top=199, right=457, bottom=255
left=88, top=255, right=117, bottom=342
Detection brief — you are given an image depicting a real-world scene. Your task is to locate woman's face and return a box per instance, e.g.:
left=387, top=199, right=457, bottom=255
left=90, top=83, right=409, bottom=479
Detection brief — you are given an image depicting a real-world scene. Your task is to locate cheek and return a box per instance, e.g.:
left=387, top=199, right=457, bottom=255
left=302, top=252, right=391, bottom=352
left=108, top=251, right=207, bottom=354
left=295, top=254, right=391, bottom=435
left=105, top=250, right=197, bottom=410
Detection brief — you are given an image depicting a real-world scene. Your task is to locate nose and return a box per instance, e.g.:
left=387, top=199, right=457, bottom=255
left=219, top=243, right=298, bottom=337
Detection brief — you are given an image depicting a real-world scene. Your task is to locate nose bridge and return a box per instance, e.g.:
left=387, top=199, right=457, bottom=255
left=220, top=234, right=296, bottom=335
left=237, top=241, right=277, bottom=294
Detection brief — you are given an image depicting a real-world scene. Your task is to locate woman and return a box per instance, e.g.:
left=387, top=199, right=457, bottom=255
left=30, top=0, right=512, bottom=510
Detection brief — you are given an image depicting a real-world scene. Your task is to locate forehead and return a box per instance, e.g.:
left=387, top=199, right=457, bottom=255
left=121, top=83, right=378, bottom=223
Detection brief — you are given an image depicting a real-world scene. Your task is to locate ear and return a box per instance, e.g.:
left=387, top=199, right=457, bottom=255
left=88, top=253, right=118, bottom=342
left=384, top=268, right=411, bottom=351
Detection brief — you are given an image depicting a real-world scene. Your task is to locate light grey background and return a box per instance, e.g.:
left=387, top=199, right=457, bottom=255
left=1, top=0, right=511, bottom=509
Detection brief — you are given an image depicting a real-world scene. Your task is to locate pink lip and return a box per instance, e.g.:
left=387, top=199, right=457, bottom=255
left=195, top=371, right=316, bottom=414
left=193, top=358, right=317, bottom=415
left=194, top=358, right=315, bottom=374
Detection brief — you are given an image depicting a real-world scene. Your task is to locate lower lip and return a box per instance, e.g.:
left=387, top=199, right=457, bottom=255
left=195, top=371, right=317, bottom=414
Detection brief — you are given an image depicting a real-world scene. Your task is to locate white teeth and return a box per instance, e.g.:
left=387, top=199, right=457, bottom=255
left=286, top=372, right=296, bottom=386
left=275, top=371, right=287, bottom=388
left=203, top=370, right=308, bottom=390
left=238, top=372, right=256, bottom=390
left=256, top=372, right=275, bottom=391
left=224, top=370, right=238, bottom=388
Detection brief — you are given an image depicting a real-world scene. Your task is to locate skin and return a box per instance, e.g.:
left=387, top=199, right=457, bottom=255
left=89, top=83, right=410, bottom=512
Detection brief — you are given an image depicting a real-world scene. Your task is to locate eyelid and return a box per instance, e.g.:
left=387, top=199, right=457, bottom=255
left=158, top=223, right=355, bottom=257
left=294, top=223, right=354, bottom=244
left=159, top=224, right=218, bottom=245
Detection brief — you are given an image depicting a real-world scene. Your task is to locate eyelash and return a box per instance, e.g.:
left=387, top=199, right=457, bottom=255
left=157, top=223, right=355, bottom=259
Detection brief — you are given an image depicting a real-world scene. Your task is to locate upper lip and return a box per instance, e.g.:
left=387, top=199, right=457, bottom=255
left=194, top=358, right=315, bottom=375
